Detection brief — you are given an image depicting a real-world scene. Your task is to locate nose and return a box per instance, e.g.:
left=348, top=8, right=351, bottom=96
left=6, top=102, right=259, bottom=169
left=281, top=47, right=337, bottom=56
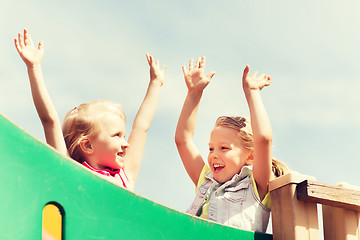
left=209, top=150, right=219, bottom=160
left=122, top=139, right=129, bottom=149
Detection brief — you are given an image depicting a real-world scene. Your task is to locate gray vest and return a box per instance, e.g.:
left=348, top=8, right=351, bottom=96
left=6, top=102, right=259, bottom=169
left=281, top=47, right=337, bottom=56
left=186, top=166, right=270, bottom=233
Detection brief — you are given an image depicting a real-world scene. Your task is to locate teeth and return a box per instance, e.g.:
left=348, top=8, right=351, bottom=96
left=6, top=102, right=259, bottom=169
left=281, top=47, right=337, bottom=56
left=214, top=164, right=224, bottom=168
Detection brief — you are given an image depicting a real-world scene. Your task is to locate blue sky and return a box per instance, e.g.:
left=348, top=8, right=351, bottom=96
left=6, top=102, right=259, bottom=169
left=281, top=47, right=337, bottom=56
left=1, top=0, right=360, bottom=215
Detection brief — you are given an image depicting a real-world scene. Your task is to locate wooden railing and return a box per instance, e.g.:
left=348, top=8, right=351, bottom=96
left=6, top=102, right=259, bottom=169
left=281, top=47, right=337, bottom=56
left=269, top=172, right=360, bottom=240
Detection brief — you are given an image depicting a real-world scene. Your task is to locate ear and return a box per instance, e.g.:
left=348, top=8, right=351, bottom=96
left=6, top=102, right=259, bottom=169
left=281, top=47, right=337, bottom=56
left=245, top=151, right=254, bottom=165
left=79, top=138, right=94, bottom=155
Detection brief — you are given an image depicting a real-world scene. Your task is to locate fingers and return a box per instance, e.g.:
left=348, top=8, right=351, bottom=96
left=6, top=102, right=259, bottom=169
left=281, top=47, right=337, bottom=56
left=251, top=71, right=258, bottom=79
left=188, top=59, right=194, bottom=71
left=14, top=38, right=21, bottom=53
left=259, top=73, right=271, bottom=82
left=146, top=53, right=160, bottom=67
left=38, top=41, right=44, bottom=51
left=243, top=64, right=272, bottom=88
left=243, top=65, right=250, bottom=80
left=24, top=28, right=32, bottom=47
left=194, top=57, right=200, bottom=69
left=187, top=56, right=206, bottom=72
left=146, top=53, right=151, bottom=64
left=258, top=73, right=266, bottom=79
left=206, top=71, right=216, bottom=80
left=15, top=28, right=36, bottom=50
left=265, top=74, right=271, bottom=86
left=146, top=53, right=166, bottom=74
left=38, top=41, right=45, bottom=56
left=199, top=56, right=206, bottom=69
left=18, top=32, right=25, bottom=49
left=15, top=31, right=25, bottom=53
left=243, top=65, right=250, bottom=75
left=194, top=57, right=203, bottom=69
left=24, top=28, right=35, bottom=48
left=146, top=53, right=154, bottom=66
left=182, top=66, right=187, bottom=76
left=161, top=65, right=167, bottom=73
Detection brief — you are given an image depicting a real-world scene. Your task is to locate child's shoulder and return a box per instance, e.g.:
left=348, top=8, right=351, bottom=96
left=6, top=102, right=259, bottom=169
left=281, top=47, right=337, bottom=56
left=196, top=165, right=211, bottom=189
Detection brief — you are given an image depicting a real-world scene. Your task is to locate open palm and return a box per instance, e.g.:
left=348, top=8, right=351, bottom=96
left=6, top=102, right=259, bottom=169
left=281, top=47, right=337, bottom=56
left=182, top=57, right=215, bottom=92
left=14, top=29, right=44, bottom=67
left=242, top=65, right=271, bottom=91
left=146, top=53, right=166, bottom=85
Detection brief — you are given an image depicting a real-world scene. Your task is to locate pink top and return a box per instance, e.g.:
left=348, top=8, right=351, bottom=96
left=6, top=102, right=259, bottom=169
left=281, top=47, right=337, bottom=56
left=82, top=161, right=130, bottom=189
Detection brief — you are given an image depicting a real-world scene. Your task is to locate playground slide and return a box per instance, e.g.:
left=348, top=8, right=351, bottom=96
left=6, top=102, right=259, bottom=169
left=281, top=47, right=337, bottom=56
left=0, top=114, right=272, bottom=240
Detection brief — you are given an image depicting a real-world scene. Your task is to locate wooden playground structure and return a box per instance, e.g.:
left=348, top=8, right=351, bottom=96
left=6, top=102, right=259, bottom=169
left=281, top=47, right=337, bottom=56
left=270, top=170, right=360, bottom=239
left=0, top=113, right=359, bottom=240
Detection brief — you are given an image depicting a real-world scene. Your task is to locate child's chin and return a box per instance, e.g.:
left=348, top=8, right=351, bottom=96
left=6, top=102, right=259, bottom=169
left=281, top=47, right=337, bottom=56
left=213, top=176, right=226, bottom=183
left=214, top=173, right=233, bottom=183
left=115, top=159, right=125, bottom=168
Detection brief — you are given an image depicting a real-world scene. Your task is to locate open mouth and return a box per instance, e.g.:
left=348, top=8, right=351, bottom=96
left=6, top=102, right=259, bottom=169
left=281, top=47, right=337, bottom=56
left=117, top=152, right=125, bottom=158
left=213, top=164, right=225, bottom=173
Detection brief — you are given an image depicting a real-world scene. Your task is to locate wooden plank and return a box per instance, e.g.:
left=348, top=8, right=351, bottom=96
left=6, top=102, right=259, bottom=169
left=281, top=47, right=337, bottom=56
left=297, top=180, right=360, bottom=211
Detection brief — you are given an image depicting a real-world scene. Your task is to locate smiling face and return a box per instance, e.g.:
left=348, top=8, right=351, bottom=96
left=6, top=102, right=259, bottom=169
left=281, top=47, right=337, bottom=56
left=88, top=113, right=129, bottom=170
left=207, top=126, right=252, bottom=183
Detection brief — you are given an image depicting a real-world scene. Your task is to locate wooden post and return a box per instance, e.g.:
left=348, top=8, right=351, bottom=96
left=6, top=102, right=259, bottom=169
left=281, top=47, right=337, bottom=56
left=296, top=180, right=360, bottom=240
left=269, top=173, right=320, bottom=240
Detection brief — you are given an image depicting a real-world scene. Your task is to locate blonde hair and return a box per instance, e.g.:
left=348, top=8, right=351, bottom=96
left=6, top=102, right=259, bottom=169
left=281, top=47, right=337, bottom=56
left=62, top=99, right=126, bottom=163
left=215, top=116, right=288, bottom=178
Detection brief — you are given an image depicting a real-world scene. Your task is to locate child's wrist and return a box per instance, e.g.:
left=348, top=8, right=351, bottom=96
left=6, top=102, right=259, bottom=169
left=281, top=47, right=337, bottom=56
left=26, top=63, right=42, bottom=71
left=188, top=88, right=204, bottom=96
left=243, top=87, right=260, bottom=97
left=149, top=77, right=164, bottom=87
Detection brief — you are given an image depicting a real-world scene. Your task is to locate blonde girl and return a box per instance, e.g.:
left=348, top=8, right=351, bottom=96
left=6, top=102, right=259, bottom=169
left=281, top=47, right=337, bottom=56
left=15, top=29, right=166, bottom=191
left=175, top=57, right=287, bottom=232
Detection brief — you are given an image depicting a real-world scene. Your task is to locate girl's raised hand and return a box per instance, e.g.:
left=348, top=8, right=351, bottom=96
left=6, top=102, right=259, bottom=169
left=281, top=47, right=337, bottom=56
left=242, top=65, right=271, bottom=91
left=182, top=56, right=215, bottom=92
left=146, top=53, right=166, bottom=86
left=14, top=29, right=44, bottom=67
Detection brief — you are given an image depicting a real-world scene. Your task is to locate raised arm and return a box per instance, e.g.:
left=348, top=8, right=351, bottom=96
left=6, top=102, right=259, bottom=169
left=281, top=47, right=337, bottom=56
left=175, top=57, right=215, bottom=185
left=125, top=53, right=166, bottom=187
left=14, top=29, right=68, bottom=156
left=242, top=65, right=273, bottom=200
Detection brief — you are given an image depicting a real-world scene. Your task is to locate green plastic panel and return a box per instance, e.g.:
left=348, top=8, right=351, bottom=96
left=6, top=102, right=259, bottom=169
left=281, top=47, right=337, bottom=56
left=0, top=114, right=272, bottom=240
